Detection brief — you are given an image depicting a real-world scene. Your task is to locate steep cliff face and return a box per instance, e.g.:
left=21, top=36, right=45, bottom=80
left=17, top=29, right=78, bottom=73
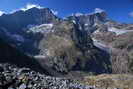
left=67, top=11, right=107, bottom=34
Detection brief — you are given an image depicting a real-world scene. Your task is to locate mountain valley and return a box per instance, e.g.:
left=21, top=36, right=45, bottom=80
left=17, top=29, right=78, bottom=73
left=0, top=7, right=133, bottom=89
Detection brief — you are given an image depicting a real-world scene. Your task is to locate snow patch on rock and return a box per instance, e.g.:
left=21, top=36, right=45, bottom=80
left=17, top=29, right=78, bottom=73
left=0, top=11, right=5, bottom=16
left=108, top=27, right=133, bottom=35
left=93, top=38, right=110, bottom=52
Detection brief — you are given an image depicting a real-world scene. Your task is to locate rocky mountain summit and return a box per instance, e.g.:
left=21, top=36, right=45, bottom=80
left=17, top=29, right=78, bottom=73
left=0, top=7, right=58, bottom=33
left=67, top=9, right=107, bottom=34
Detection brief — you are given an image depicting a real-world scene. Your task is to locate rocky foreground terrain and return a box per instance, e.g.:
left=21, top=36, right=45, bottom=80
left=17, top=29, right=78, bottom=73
left=0, top=63, right=98, bottom=89
left=1, top=63, right=132, bottom=89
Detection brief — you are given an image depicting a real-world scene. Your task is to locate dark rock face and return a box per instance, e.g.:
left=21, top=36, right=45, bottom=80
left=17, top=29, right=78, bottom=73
left=0, top=38, right=48, bottom=74
left=72, top=23, right=94, bottom=51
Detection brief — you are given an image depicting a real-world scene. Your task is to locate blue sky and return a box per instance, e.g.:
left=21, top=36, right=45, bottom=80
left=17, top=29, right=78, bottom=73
left=0, top=0, right=133, bottom=23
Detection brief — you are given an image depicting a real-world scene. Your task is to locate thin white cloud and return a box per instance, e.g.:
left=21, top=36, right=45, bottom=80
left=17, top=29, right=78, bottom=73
left=95, top=8, right=104, bottom=13
left=3, top=3, right=58, bottom=16
left=129, top=12, right=133, bottom=17
left=9, top=3, right=44, bottom=13
left=21, top=4, right=58, bottom=15
left=0, top=11, right=5, bottom=16
left=21, top=3, right=43, bottom=11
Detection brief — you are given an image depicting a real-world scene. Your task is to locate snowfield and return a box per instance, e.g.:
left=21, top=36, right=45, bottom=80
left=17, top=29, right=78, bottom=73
left=92, top=38, right=110, bottom=52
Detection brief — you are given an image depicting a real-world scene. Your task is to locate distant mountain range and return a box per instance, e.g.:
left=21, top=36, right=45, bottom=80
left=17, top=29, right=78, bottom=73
left=0, top=7, right=133, bottom=77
